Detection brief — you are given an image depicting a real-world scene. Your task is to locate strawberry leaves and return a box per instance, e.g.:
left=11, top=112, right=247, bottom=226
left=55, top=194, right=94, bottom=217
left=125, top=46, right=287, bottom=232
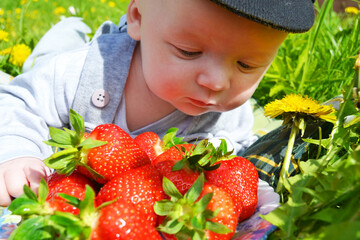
left=154, top=174, right=231, bottom=240
left=162, top=127, right=187, bottom=149
left=8, top=179, right=84, bottom=240
left=43, top=109, right=107, bottom=178
left=9, top=179, right=52, bottom=216
left=8, top=179, right=105, bottom=240
left=171, top=138, right=234, bottom=173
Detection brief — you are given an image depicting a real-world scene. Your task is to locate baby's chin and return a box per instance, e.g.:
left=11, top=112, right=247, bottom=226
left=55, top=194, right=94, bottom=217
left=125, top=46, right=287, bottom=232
left=176, top=106, right=228, bottom=116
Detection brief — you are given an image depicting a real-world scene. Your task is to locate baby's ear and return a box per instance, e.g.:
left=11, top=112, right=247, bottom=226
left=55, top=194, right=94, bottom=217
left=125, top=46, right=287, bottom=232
left=127, top=0, right=141, bottom=41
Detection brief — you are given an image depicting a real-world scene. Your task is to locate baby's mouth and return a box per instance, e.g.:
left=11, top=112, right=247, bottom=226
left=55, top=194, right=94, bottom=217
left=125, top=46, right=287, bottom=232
left=188, top=98, right=216, bottom=107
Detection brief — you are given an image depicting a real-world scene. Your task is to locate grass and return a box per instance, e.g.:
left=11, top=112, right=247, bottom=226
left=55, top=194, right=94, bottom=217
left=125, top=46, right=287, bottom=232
left=0, top=0, right=129, bottom=75
left=254, top=0, right=360, bottom=105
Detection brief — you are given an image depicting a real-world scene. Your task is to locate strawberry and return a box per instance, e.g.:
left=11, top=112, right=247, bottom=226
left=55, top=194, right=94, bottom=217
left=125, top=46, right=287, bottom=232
left=78, top=123, right=150, bottom=182
left=155, top=173, right=237, bottom=240
left=134, top=127, right=187, bottom=164
left=154, top=138, right=221, bottom=195
left=46, top=171, right=97, bottom=214
left=91, top=199, right=163, bottom=240
left=9, top=183, right=162, bottom=240
left=95, top=163, right=165, bottom=226
left=57, top=186, right=163, bottom=240
left=200, top=183, right=239, bottom=240
left=8, top=173, right=96, bottom=218
left=44, top=109, right=150, bottom=183
left=134, top=131, right=163, bottom=163
left=154, top=143, right=200, bottom=195
left=205, top=156, right=259, bottom=221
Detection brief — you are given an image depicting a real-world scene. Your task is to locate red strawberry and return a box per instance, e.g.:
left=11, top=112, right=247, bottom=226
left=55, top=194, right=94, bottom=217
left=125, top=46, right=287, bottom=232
left=205, top=156, right=258, bottom=221
left=134, top=128, right=187, bottom=164
left=200, top=183, right=239, bottom=240
left=44, top=109, right=150, bottom=183
left=155, top=174, right=237, bottom=240
left=91, top=199, right=163, bottom=240
left=154, top=144, right=200, bottom=195
left=95, top=164, right=165, bottom=226
left=134, top=131, right=164, bottom=164
left=10, top=183, right=163, bottom=240
left=46, top=171, right=97, bottom=214
left=79, top=124, right=150, bottom=182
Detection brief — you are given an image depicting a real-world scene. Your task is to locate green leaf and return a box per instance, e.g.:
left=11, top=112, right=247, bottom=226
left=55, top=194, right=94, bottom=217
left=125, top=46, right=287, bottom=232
left=47, top=127, right=73, bottom=145
left=190, top=215, right=204, bottom=230
left=8, top=216, right=54, bottom=240
left=8, top=198, right=40, bottom=214
left=184, top=173, right=204, bottom=203
left=302, top=138, right=331, bottom=149
left=153, top=200, right=175, bottom=216
left=202, top=209, right=217, bottom=220
left=205, top=221, right=232, bottom=234
left=78, top=162, right=104, bottom=180
left=172, top=158, right=186, bottom=171
left=57, top=193, right=81, bottom=207
left=79, top=185, right=96, bottom=220
left=37, top=178, right=49, bottom=205
left=78, top=137, right=107, bottom=150
left=194, top=192, right=213, bottom=214
left=162, top=177, right=183, bottom=201
left=191, top=139, right=208, bottom=156
left=314, top=221, right=360, bottom=240
left=69, top=109, right=85, bottom=137
left=157, top=218, right=184, bottom=234
left=43, top=147, right=79, bottom=170
left=49, top=212, right=84, bottom=238
left=43, top=139, right=73, bottom=149
left=23, top=184, right=38, bottom=201
left=163, top=127, right=187, bottom=149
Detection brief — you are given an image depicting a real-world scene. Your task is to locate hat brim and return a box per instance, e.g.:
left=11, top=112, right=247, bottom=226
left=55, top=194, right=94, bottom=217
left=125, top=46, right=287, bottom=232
left=210, top=0, right=315, bottom=33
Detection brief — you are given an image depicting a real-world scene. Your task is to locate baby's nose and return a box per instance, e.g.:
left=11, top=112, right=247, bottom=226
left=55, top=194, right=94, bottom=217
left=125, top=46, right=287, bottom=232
left=196, top=66, right=231, bottom=92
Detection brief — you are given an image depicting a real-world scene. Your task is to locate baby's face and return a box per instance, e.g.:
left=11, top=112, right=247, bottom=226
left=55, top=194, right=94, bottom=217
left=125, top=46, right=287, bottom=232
left=132, top=0, right=288, bottom=116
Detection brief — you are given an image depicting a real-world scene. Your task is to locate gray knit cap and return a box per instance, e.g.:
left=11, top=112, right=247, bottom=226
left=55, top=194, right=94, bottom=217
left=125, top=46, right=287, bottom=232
left=210, top=0, right=315, bottom=33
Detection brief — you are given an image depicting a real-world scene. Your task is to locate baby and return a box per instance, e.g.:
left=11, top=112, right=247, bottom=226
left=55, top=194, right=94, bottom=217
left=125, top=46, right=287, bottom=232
left=0, top=0, right=315, bottom=206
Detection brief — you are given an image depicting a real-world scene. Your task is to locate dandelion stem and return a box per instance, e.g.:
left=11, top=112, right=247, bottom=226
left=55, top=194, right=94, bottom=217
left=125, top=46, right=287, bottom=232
left=276, top=122, right=299, bottom=193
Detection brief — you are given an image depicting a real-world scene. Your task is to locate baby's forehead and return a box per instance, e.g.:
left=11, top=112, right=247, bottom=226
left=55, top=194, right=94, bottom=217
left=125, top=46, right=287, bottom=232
left=209, top=0, right=315, bottom=33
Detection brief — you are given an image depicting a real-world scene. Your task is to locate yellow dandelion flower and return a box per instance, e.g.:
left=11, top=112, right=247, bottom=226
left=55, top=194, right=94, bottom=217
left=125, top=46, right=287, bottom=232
left=0, top=8, right=4, bottom=15
left=15, top=8, right=21, bottom=15
left=264, top=94, right=336, bottom=123
left=345, top=6, right=359, bottom=15
left=101, top=0, right=106, bottom=3
left=54, top=6, right=66, bottom=15
left=20, top=0, right=27, bottom=5
left=0, top=44, right=31, bottom=67
left=108, top=1, right=116, bottom=7
left=0, top=30, right=9, bottom=41
left=264, top=94, right=336, bottom=193
left=90, top=7, right=96, bottom=13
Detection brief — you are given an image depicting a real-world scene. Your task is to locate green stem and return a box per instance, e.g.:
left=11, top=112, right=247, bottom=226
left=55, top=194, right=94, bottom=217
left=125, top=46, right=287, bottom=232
left=315, top=126, right=322, bottom=160
left=298, top=0, right=334, bottom=93
left=276, top=123, right=299, bottom=193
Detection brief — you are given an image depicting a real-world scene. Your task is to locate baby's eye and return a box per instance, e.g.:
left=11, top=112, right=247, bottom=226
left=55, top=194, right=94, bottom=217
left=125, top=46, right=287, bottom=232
left=177, top=48, right=202, bottom=57
left=237, top=61, right=252, bottom=69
